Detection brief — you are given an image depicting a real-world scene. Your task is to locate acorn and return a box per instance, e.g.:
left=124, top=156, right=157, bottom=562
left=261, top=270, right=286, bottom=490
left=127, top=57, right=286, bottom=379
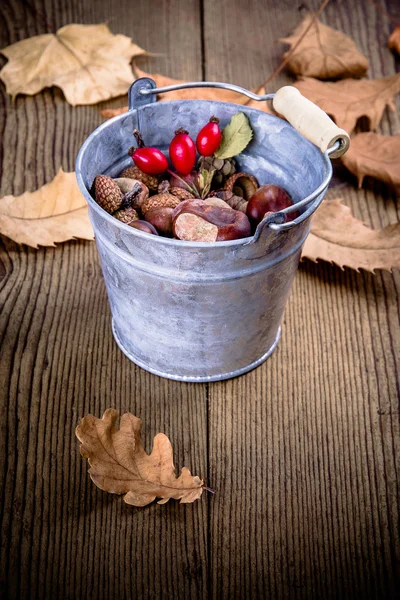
left=94, top=175, right=123, bottom=214
left=113, top=207, right=139, bottom=225
left=209, top=189, right=248, bottom=213
left=224, top=172, right=259, bottom=201
left=119, top=165, right=159, bottom=191
left=118, top=180, right=149, bottom=211
left=141, top=193, right=182, bottom=217
left=170, top=187, right=195, bottom=201
left=157, top=180, right=195, bottom=201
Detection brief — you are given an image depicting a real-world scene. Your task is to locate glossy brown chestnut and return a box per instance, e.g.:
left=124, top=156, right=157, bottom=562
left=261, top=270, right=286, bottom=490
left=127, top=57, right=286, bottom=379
left=246, top=184, right=295, bottom=229
left=172, top=200, right=251, bottom=242
left=145, top=207, right=175, bottom=236
left=169, top=170, right=199, bottom=191
left=129, top=220, right=159, bottom=235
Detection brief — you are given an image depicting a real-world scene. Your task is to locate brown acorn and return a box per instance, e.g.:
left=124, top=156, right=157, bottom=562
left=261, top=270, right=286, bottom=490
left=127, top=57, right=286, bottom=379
left=169, top=187, right=195, bottom=201
left=224, top=172, right=259, bottom=200
left=94, top=175, right=123, bottom=214
left=210, top=189, right=248, bottom=213
left=120, top=181, right=149, bottom=211
left=119, top=165, right=159, bottom=191
left=113, top=207, right=139, bottom=225
left=141, top=193, right=182, bottom=216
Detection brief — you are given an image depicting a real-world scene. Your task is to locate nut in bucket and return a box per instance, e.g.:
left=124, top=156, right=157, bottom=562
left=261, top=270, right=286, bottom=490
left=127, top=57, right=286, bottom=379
left=76, top=78, right=349, bottom=381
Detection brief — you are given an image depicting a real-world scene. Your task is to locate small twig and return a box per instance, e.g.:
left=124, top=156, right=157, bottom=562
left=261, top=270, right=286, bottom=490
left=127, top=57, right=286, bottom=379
left=367, top=0, right=400, bottom=26
left=22, top=0, right=55, bottom=33
left=203, top=486, right=215, bottom=494
left=260, top=0, right=332, bottom=88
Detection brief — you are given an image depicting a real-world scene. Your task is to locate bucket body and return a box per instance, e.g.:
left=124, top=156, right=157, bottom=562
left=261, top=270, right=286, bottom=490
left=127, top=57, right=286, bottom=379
left=77, top=99, right=327, bottom=381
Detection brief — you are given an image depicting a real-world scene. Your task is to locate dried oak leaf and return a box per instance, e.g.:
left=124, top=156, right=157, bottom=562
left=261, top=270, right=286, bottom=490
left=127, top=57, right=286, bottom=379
left=76, top=409, right=204, bottom=507
left=0, top=24, right=146, bottom=105
left=0, top=168, right=94, bottom=248
left=341, top=133, right=400, bottom=190
left=302, top=199, right=400, bottom=272
left=294, top=74, right=400, bottom=133
left=280, top=14, right=369, bottom=79
left=388, top=26, right=400, bottom=55
left=100, top=68, right=273, bottom=119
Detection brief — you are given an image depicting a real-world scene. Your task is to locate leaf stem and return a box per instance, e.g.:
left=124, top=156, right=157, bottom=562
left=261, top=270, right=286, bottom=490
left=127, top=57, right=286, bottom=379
left=259, top=0, right=332, bottom=88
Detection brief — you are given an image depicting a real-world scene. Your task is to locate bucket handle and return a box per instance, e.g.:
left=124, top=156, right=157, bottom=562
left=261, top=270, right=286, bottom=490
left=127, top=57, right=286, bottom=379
left=129, top=79, right=349, bottom=234
left=130, top=79, right=350, bottom=158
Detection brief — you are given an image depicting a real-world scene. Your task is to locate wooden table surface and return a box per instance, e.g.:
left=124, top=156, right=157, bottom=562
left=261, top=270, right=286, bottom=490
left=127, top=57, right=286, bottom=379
left=1, top=0, right=399, bottom=598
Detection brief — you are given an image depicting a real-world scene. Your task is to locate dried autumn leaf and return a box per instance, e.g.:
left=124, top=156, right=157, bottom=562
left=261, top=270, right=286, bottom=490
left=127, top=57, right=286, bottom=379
left=76, top=409, right=205, bottom=507
left=341, top=133, right=400, bottom=190
left=100, top=68, right=271, bottom=119
left=0, top=24, right=146, bottom=106
left=294, top=74, right=400, bottom=133
left=101, top=105, right=130, bottom=119
left=0, top=168, right=94, bottom=248
left=302, top=199, right=400, bottom=272
left=280, top=14, right=369, bottom=79
left=388, top=26, right=400, bottom=54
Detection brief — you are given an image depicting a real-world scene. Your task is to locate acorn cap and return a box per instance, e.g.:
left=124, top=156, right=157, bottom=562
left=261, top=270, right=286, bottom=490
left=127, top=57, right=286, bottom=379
left=141, top=193, right=182, bottom=216
left=120, top=165, right=159, bottom=191
left=169, top=187, right=195, bottom=201
left=224, top=172, right=259, bottom=200
left=94, top=175, right=123, bottom=214
left=113, top=207, right=139, bottom=225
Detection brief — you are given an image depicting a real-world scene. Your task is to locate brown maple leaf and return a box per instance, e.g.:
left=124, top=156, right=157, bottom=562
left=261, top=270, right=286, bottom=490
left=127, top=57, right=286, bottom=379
left=294, top=74, right=400, bottom=133
left=100, top=68, right=272, bottom=119
left=0, top=168, right=94, bottom=247
left=341, top=133, right=400, bottom=190
left=280, top=14, right=369, bottom=79
left=0, top=24, right=146, bottom=106
left=76, top=409, right=205, bottom=507
left=388, top=26, right=400, bottom=55
left=302, top=199, right=400, bottom=272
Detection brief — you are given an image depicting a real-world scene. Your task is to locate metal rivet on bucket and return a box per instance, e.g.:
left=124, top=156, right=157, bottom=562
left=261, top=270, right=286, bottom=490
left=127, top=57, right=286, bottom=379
left=76, top=79, right=350, bottom=382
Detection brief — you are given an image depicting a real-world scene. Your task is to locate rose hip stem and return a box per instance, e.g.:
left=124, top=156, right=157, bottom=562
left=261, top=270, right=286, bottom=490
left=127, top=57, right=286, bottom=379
left=167, top=169, right=200, bottom=196
left=133, top=129, right=145, bottom=147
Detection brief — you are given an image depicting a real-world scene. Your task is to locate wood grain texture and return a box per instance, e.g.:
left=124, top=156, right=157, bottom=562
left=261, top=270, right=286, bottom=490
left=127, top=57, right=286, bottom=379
left=0, top=0, right=399, bottom=599
left=204, top=0, right=399, bottom=598
left=0, top=1, right=207, bottom=599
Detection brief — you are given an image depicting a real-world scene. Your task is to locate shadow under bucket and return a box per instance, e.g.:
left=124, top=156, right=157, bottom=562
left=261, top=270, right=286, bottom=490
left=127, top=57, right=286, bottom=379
left=76, top=79, right=348, bottom=382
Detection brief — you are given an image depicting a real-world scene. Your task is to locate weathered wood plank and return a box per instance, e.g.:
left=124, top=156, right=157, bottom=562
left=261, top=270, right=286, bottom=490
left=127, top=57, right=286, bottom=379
left=0, top=1, right=208, bottom=599
left=204, top=0, right=399, bottom=597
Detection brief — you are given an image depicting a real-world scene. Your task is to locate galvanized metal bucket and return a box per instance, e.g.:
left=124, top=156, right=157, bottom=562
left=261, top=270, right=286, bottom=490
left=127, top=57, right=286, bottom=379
left=76, top=78, right=349, bottom=382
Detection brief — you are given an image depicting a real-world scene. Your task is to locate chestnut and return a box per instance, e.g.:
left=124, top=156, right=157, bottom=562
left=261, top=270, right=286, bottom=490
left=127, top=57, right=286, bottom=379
left=145, top=207, right=175, bottom=236
left=246, top=184, right=295, bottom=229
left=169, top=170, right=198, bottom=190
left=129, top=220, right=159, bottom=235
left=172, top=200, right=251, bottom=242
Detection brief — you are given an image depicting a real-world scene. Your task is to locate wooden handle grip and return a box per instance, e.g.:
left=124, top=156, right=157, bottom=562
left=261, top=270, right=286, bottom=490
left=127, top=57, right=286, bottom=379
left=273, top=86, right=350, bottom=158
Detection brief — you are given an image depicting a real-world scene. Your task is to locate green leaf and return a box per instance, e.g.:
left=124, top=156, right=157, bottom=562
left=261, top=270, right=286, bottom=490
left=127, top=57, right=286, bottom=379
left=214, top=112, right=253, bottom=159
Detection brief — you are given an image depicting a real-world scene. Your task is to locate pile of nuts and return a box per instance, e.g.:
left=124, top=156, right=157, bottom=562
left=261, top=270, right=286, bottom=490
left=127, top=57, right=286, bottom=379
left=92, top=115, right=295, bottom=242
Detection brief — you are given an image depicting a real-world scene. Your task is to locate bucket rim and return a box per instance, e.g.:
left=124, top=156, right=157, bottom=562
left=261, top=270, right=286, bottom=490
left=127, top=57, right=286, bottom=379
left=76, top=99, right=328, bottom=248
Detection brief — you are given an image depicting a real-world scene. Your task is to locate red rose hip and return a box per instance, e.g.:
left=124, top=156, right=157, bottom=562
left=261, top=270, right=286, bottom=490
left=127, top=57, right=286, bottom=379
left=131, top=147, right=168, bottom=175
left=196, top=117, right=222, bottom=156
left=169, top=128, right=197, bottom=175
left=129, top=129, right=168, bottom=175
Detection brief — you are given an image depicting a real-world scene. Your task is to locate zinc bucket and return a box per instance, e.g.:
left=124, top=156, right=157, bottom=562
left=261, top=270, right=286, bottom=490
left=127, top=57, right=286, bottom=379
left=76, top=78, right=349, bottom=382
